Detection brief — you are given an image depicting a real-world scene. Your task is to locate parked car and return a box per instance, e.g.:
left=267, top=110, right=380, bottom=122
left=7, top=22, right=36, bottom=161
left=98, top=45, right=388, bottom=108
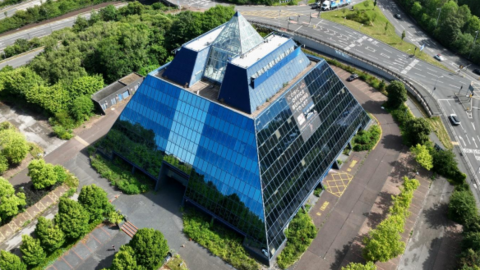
left=434, top=54, right=445, bottom=61
left=449, top=114, right=460, bottom=125
left=473, top=69, right=480, bottom=75
left=394, top=13, right=402, bottom=19
left=347, top=74, right=359, bottom=81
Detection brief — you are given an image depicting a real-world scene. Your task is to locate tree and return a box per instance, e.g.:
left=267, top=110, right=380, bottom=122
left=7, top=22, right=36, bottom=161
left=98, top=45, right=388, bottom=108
left=100, top=5, right=118, bottom=21
left=411, top=2, right=423, bottom=18
left=0, top=154, right=8, bottom=174
left=111, top=245, right=137, bottom=270
left=70, top=95, right=94, bottom=121
left=448, top=189, right=479, bottom=226
left=28, top=159, right=57, bottom=189
left=0, top=177, right=26, bottom=224
left=342, top=261, right=377, bottom=270
left=410, top=144, right=433, bottom=170
left=401, top=30, right=406, bottom=41
left=78, top=184, right=112, bottom=222
left=0, top=250, right=27, bottom=270
left=55, top=198, right=90, bottom=239
left=405, top=118, right=431, bottom=146
left=0, top=129, right=29, bottom=164
left=362, top=215, right=405, bottom=262
left=34, top=216, right=65, bottom=252
left=20, top=235, right=46, bottom=266
left=130, top=228, right=169, bottom=269
left=386, top=81, right=407, bottom=109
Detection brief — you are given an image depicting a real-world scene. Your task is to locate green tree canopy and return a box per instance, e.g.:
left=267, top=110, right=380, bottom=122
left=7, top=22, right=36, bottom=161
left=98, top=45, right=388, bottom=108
left=448, top=189, right=479, bottom=226
left=34, top=216, right=65, bottom=252
left=130, top=228, right=169, bottom=269
left=342, top=261, right=377, bottom=270
left=55, top=198, right=90, bottom=239
left=362, top=214, right=405, bottom=262
left=405, top=118, right=431, bottom=146
left=0, top=128, right=29, bottom=164
left=0, top=250, right=27, bottom=270
left=28, top=159, right=57, bottom=189
left=0, top=154, right=8, bottom=174
left=410, top=144, right=433, bottom=170
left=71, top=95, right=94, bottom=121
left=111, top=245, right=137, bottom=270
left=20, top=235, right=46, bottom=266
left=386, top=81, right=407, bottom=109
left=0, top=177, right=26, bottom=224
left=78, top=184, right=112, bottom=222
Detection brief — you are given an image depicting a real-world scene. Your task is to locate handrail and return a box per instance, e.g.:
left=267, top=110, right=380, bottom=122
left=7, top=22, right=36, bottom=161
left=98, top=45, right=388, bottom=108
left=248, top=20, right=440, bottom=117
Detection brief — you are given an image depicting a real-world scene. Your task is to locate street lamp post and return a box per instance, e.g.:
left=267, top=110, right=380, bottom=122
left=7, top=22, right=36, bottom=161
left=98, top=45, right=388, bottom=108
left=435, top=7, right=442, bottom=30
left=468, top=31, right=479, bottom=59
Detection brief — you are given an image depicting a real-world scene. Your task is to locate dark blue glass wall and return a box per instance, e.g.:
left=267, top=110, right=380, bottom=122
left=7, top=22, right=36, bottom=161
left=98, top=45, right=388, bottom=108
left=255, top=59, right=370, bottom=254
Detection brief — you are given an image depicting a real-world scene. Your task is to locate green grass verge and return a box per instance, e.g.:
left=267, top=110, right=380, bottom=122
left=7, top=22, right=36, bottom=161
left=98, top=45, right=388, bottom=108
left=321, top=0, right=450, bottom=71
left=182, top=210, right=259, bottom=270
left=166, top=254, right=189, bottom=270
left=90, top=154, right=152, bottom=194
left=277, top=208, right=317, bottom=269
left=425, top=116, right=453, bottom=150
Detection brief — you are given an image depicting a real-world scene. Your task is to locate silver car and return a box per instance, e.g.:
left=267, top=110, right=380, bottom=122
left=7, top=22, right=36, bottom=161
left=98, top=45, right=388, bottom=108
left=449, top=114, right=460, bottom=125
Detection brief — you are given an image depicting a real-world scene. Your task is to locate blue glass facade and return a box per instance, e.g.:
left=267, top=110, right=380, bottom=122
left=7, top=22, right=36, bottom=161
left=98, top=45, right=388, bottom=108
left=101, top=12, right=370, bottom=265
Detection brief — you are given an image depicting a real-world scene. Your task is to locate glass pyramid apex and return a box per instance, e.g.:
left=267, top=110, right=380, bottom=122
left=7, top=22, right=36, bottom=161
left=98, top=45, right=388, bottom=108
left=212, top=11, right=264, bottom=54
left=204, top=12, right=264, bottom=82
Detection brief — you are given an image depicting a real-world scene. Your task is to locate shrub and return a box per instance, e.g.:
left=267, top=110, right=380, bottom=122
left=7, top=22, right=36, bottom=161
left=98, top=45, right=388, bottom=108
left=183, top=211, right=259, bottom=270
left=353, top=125, right=381, bottom=151
left=52, top=125, right=74, bottom=140
left=448, top=188, right=479, bottom=226
left=277, top=209, right=317, bottom=269
left=55, top=198, right=90, bottom=240
left=346, top=10, right=372, bottom=24
left=64, top=171, right=79, bottom=188
left=130, top=228, right=169, bottom=269
left=28, top=142, right=44, bottom=159
left=78, top=184, right=113, bottom=222
left=0, top=154, right=8, bottom=174
left=342, top=261, right=377, bottom=270
left=0, top=177, right=27, bottom=224
left=35, top=217, right=65, bottom=253
left=28, top=159, right=57, bottom=189
left=53, top=165, right=68, bottom=183
left=386, top=81, right=407, bottom=109
left=90, top=155, right=150, bottom=194
left=111, top=245, right=137, bottom=270
left=410, top=144, right=433, bottom=171
left=20, top=235, right=46, bottom=266
left=0, top=128, right=29, bottom=164
left=0, top=250, right=27, bottom=270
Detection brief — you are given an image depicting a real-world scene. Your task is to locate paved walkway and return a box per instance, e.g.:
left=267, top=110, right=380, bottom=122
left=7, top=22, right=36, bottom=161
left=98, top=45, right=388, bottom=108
left=293, top=67, right=430, bottom=270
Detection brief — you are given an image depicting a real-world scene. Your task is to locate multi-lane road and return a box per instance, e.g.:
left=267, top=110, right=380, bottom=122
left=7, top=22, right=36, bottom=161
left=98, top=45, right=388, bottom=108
left=0, top=0, right=48, bottom=20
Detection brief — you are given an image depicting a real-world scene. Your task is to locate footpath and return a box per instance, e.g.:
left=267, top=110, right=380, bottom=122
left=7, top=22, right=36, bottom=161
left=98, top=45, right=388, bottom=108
left=293, top=67, right=455, bottom=270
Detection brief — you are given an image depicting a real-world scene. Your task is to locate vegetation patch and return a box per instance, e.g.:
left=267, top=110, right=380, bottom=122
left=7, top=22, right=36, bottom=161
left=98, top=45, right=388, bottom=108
left=166, top=254, right=189, bottom=270
left=183, top=210, right=259, bottom=270
left=277, top=208, right=317, bottom=269
left=353, top=124, right=381, bottom=151
left=362, top=177, right=420, bottom=262
left=320, top=0, right=450, bottom=70
left=90, top=154, right=152, bottom=194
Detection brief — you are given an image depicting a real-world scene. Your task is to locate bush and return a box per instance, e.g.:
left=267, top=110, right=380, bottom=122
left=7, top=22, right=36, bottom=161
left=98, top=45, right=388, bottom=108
left=0, top=250, right=27, bottom=270
left=78, top=184, right=113, bottom=222
left=342, top=261, right=377, bottom=270
left=52, top=125, right=74, bottom=140
left=0, top=128, right=29, bottom=164
left=55, top=198, right=90, bottom=240
left=277, top=209, right=317, bottom=269
left=353, top=125, right=381, bottom=151
left=53, top=165, right=68, bottom=183
left=28, top=159, right=57, bottom=189
left=386, top=81, right=407, bottom=109
left=28, top=142, right=44, bottom=159
left=35, top=217, right=65, bottom=253
left=183, top=211, right=259, bottom=270
left=130, top=228, right=170, bottom=269
left=346, top=10, right=372, bottom=24
left=20, top=235, right=46, bottom=266
left=0, top=177, right=27, bottom=225
left=90, top=155, right=150, bottom=194
left=448, top=188, right=479, bottom=226
left=0, top=154, right=8, bottom=174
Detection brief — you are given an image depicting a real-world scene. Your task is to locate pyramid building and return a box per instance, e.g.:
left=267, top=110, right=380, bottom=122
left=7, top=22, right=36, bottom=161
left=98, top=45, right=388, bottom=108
left=100, top=12, right=370, bottom=264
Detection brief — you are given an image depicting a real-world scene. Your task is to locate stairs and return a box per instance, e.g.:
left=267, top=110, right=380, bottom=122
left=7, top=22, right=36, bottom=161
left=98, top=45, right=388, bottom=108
left=120, top=221, right=138, bottom=238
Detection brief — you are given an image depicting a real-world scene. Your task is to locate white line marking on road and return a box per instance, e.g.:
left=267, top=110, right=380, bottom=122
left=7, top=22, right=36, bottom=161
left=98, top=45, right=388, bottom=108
left=449, top=84, right=459, bottom=88
left=399, top=24, right=405, bottom=30
left=380, top=53, right=390, bottom=59
left=401, top=59, right=419, bottom=74
left=366, top=46, right=376, bottom=52
left=382, top=48, right=392, bottom=53
left=438, top=99, right=456, bottom=101
left=459, top=136, right=467, bottom=147
left=414, top=73, right=426, bottom=78
left=463, top=148, right=480, bottom=155
left=474, top=137, right=479, bottom=148
left=426, top=68, right=437, bottom=73
left=368, top=55, right=379, bottom=60
left=427, top=72, right=437, bottom=77
left=473, top=123, right=476, bottom=131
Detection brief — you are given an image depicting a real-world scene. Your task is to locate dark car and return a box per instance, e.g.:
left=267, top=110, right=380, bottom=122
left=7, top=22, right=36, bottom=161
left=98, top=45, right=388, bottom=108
left=449, top=114, right=460, bottom=125
left=394, top=13, right=402, bottom=19
left=473, top=69, right=480, bottom=75
left=347, top=74, right=359, bottom=81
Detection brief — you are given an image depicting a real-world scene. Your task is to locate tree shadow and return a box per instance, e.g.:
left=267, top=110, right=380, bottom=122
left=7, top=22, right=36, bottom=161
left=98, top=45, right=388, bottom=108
left=422, top=202, right=449, bottom=230
left=330, top=242, right=351, bottom=270
left=366, top=191, right=394, bottom=228
left=94, top=251, right=115, bottom=270
left=361, top=100, right=388, bottom=115
left=381, top=133, right=404, bottom=152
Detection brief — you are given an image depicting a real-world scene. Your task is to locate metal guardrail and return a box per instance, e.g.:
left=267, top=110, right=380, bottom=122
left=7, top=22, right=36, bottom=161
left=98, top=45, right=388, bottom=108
left=249, top=20, right=440, bottom=117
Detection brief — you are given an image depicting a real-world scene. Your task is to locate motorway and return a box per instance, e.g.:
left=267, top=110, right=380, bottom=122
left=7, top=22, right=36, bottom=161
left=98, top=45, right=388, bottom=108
left=0, top=0, right=46, bottom=20
left=0, top=47, right=43, bottom=69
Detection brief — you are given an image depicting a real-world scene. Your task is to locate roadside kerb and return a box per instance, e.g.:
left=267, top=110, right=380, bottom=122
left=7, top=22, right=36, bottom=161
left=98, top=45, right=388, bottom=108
left=0, top=46, right=44, bottom=64
left=249, top=20, right=439, bottom=117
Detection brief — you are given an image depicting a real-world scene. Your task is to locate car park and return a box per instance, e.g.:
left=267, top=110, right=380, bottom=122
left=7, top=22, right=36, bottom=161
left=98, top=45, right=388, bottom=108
left=434, top=54, right=445, bottom=61
left=347, top=74, right=359, bottom=81
left=449, top=114, right=460, bottom=125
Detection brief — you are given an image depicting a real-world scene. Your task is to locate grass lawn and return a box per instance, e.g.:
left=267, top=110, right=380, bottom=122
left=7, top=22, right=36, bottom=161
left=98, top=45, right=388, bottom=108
left=426, top=116, right=453, bottom=150
left=320, top=0, right=450, bottom=71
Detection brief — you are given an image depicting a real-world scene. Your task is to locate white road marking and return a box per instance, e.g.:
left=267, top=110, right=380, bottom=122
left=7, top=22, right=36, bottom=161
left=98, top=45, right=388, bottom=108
left=463, top=148, right=480, bottom=155
left=426, top=68, right=437, bottom=72
left=427, top=72, right=437, bottom=77
left=459, top=136, right=467, bottom=147
left=401, top=59, right=419, bottom=74
left=365, top=46, right=376, bottom=52
left=414, top=73, right=426, bottom=78
left=382, top=48, right=392, bottom=53
left=380, top=53, right=390, bottom=59
left=449, top=84, right=459, bottom=88
left=474, top=137, right=478, bottom=148
left=368, top=55, right=379, bottom=60
left=473, top=123, right=476, bottom=131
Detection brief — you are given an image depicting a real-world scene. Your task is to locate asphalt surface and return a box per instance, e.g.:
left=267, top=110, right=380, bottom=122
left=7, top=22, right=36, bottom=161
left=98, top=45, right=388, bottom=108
left=0, top=48, right=43, bottom=68
left=0, top=0, right=47, bottom=20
